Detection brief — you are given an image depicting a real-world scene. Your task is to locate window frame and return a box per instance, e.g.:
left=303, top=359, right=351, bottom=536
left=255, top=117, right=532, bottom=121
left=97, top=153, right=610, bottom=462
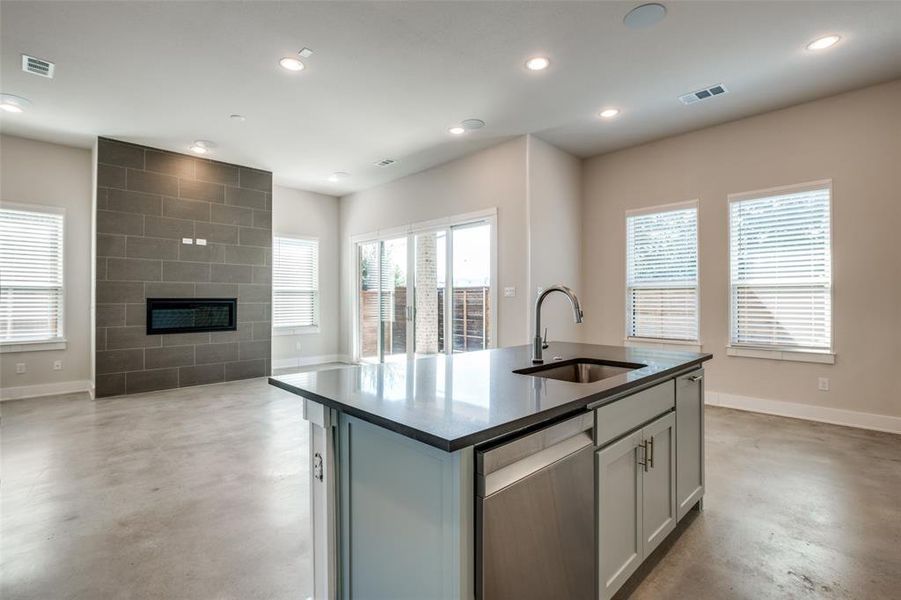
left=271, top=234, right=320, bottom=335
left=0, top=202, right=67, bottom=353
left=624, top=199, right=700, bottom=346
left=727, top=179, right=834, bottom=363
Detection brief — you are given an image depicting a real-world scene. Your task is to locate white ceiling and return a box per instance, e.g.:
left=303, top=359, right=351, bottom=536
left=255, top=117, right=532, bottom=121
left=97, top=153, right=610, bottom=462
left=2, top=1, right=900, bottom=195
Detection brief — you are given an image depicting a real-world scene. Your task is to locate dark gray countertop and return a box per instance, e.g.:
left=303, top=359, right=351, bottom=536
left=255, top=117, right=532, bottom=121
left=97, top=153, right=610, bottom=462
left=269, top=342, right=712, bottom=452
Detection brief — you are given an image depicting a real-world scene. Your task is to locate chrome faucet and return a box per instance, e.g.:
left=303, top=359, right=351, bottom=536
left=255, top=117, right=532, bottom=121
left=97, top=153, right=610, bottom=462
left=532, top=285, right=583, bottom=363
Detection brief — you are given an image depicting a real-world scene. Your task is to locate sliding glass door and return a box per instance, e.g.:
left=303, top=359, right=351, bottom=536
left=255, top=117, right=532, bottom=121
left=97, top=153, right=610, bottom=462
left=355, top=215, right=495, bottom=363
left=381, top=237, right=408, bottom=361
left=451, top=222, right=492, bottom=352
left=357, top=237, right=408, bottom=364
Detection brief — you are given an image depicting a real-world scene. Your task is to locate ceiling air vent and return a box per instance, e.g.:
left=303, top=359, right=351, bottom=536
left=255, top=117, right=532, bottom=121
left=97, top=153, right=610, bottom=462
left=22, top=54, right=55, bottom=78
left=374, top=159, right=396, bottom=168
left=679, top=84, right=727, bottom=105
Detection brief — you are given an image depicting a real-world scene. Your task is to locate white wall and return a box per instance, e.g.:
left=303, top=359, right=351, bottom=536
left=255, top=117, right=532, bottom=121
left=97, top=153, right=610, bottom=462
left=338, top=137, right=530, bottom=356
left=0, top=135, right=93, bottom=398
left=581, top=80, right=901, bottom=421
left=527, top=135, right=583, bottom=343
left=272, top=185, right=340, bottom=368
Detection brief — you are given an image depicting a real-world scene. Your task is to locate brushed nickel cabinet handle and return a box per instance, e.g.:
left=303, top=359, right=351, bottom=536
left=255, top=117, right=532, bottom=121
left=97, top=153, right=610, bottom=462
left=688, top=374, right=703, bottom=382
left=647, top=436, right=655, bottom=469
left=637, top=440, right=649, bottom=472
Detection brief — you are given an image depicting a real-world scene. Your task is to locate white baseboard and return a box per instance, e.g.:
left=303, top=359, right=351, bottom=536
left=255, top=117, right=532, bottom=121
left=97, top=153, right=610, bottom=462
left=1, top=379, right=94, bottom=401
left=272, top=354, right=349, bottom=370
left=706, top=391, right=901, bottom=435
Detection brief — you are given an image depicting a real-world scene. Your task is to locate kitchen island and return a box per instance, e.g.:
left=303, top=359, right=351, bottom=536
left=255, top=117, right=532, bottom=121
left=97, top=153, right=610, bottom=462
left=270, top=342, right=712, bottom=600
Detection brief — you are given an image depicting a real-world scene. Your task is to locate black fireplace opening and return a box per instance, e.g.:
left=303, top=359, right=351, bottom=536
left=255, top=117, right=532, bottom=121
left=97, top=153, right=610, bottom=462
left=146, top=298, right=237, bottom=335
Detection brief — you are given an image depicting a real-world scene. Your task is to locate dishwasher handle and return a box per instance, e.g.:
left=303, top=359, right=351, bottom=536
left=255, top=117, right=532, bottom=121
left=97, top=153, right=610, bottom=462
left=478, top=428, right=593, bottom=497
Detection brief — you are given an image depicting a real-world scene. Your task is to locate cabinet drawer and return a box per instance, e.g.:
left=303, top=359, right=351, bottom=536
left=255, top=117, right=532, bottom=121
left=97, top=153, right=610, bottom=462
left=595, top=380, right=675, bottom=447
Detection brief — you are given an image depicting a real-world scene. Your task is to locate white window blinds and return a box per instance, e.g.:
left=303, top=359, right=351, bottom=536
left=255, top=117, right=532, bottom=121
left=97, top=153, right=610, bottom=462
left=272, top=236, right=319, bottom=329
left=729, top=184, right=831, bottom=351
left=0, top=206, right=65, bottom=343
left=626, top=205, right=698, bottom=341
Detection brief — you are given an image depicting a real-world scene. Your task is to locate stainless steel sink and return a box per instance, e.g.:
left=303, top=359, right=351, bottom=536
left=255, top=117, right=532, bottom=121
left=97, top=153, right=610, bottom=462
left=513, top=358, right=645, bottom=383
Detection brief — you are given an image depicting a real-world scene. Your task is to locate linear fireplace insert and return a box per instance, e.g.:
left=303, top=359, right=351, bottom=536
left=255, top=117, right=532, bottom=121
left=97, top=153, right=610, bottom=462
left=146, top=298, right=237, bottom=335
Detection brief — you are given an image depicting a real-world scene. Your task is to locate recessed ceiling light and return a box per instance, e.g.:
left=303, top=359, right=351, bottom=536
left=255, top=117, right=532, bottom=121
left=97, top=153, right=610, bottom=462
left=279, top=56, right=305, bottom=71
left=807, top=35, right=841, bottom=51
left=448, top=126, right=466, bottom=135
left=525, top=56, right=550, bottom=71
left=0, top=94, right=31, bottom=113
left=328, top=172, right=350, bottom=182
left=599, top=108, right=620, bottom=119
left=461, top=118, right=486, bottom=130
left=229, top=114, right=246, bottom=122
left=623, top=3, right=667, bottom=29
left=189, top=140, right=214, bottom=155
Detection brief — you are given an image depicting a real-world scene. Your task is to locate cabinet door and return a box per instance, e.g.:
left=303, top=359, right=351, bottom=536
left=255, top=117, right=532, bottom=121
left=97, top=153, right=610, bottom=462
left=676, top=369, right=705, bottom=521
left=597, top=430, right=644, bottom=600
left=641, top=411, right=677, bottom=556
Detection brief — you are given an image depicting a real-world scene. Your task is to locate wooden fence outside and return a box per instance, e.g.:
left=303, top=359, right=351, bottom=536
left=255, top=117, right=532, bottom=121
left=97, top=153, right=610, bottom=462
left=359, top=286, right=490, bottom=357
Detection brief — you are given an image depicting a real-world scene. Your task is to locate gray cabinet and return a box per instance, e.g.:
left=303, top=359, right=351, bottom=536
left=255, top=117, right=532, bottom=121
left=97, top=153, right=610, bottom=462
left=641, top=411, right=677, bottom=555
left=597, top=411, right=676, bottom=600
left=676, top=369, right=705, bottom=520
left=597, top=430, right=644, bottom=599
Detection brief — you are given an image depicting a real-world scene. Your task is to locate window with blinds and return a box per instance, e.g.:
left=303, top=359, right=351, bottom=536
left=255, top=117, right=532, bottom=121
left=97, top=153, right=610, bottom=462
left=729, top=183, right=832, bottom=352
left=0, top=206, right=65, bottom=343
left=626, top=204, right=698, bottom=341
left=272, top=236, right=319, bottom=329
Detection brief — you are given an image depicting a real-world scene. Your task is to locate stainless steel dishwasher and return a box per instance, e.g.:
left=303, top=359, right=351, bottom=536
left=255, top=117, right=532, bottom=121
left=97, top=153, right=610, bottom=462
left=476, top=412, right=595, bottom=600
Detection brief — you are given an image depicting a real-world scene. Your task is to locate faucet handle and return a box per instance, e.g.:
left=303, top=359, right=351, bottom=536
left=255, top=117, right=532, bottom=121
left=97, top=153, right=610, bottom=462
left=541, top=328, right=549, bottom=349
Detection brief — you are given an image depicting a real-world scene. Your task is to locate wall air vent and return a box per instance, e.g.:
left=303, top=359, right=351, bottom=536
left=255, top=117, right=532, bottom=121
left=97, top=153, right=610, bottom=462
left=679, top=84, right=727, bottom=105
left=374, top=159, right=396, bottom=167
left=22, top=54, right=55, bottom=78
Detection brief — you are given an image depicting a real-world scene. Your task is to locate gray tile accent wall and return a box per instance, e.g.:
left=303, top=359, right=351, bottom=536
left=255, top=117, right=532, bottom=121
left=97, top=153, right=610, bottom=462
left=95, top=138, right=271, bottom=397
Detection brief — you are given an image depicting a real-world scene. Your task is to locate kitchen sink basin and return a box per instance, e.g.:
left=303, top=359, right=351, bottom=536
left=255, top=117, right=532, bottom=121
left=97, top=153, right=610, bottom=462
left=513, top=358, right=645, bottom=383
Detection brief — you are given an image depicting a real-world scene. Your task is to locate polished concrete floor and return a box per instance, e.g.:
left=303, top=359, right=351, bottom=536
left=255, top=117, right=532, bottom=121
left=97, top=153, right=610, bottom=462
left=1, top=378, right=312, bottom=600
left=2, top=379, right=900, bottom=599
left=618, top=407, right=901, bottom=600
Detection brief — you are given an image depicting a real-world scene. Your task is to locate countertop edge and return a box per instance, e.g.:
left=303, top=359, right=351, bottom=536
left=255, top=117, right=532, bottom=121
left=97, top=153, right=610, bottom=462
left=268, top=377, right=457, bottom=452
left=269, top=354, right=712, bottom=452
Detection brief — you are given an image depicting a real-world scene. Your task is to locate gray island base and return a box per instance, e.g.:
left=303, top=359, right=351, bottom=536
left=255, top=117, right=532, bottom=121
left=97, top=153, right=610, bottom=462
left=269, top=342, right=712, bottom=600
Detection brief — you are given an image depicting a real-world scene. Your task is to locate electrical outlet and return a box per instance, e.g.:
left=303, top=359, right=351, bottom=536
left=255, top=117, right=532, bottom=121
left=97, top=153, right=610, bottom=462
left=196, top=238, right=207, bottom=246
left=16, top=362, right=26, bottom=374
left=504, top=287, right=516, bottom=298
left=182, top=237, right=193, bottom=245
left=53, top=360, right=63, bottom=370
left=818, top=377, right=830, bottom=391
